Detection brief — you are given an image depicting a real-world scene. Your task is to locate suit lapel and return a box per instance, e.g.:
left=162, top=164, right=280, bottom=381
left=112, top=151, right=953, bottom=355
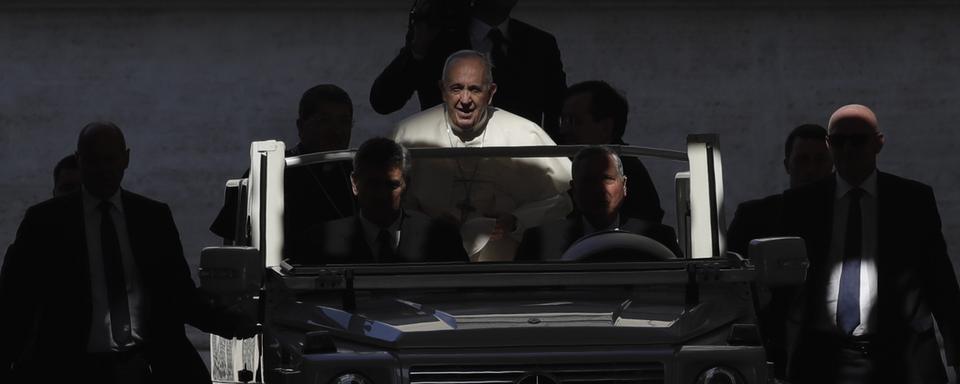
left=505, top=19, right=534, bottom=62
left=808, top=178, right=837, bottom=266
left=565, top=214, right=586, bottom=251
left=395, top=211, right=414, bottom=261
left=120, top=191, right=151, bottom=277
left=619, top=216, right=653, bottom=234
left=875, top=172, right=893, bottom=263
left=807, top=179, right=837, bottom=312
left=874, top=172, right=895, bottom=332
left=72, top=192, right=93, bottom=300
left=62, top=192, right=94, bottom=348
left=350, top=217, right=375, bottom=263
left=67, top=192, right=91, bottom=286
left=786, top=178, right=836, bottom=328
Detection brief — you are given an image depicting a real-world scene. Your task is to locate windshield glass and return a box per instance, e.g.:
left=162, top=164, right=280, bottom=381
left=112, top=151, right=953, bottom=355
left=282, top=146, right=692, bottom=266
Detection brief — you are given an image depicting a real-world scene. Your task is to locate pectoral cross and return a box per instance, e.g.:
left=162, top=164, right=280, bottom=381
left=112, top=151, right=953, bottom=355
left=453, top=177, right=477, bottom=224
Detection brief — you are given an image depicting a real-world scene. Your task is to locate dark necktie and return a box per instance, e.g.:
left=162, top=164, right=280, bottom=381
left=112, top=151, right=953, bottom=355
left=377, top=228, right=395, bottom=263
left=837, top=188, right=863, bottom=335
left=99, top=201, right=132, bottom=347
left=487, top=28, right=508, bottom=71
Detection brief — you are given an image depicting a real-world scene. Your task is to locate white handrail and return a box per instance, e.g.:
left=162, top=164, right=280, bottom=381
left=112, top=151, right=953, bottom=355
left=285, top=145, right=688, bottom=168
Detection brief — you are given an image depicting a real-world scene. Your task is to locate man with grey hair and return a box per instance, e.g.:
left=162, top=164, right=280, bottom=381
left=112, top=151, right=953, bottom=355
left=391, top=50, right=571, bottom=261
left=289, top=137, right=468, bottom=264
left=516, top=146, right=681, bottom=261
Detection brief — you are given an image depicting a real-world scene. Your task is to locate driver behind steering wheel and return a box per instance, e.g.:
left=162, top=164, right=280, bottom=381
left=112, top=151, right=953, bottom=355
left=517, top=146, right=682, bottom=261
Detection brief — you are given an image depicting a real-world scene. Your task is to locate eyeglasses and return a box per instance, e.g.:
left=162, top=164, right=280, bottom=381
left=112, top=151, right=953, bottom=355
left=828, top=133, right=875, bottom=147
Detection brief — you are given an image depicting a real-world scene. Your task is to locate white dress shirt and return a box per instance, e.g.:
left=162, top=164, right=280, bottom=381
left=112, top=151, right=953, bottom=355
left=822, top=171, right=879, bottom=336
left=82, top=188, right=144, bottom=352
left=358, top=212, right=402, bottom=260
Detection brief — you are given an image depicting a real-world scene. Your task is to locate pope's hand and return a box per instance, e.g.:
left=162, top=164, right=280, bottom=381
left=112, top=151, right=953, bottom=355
left=490, top=214, right=518, bottom=241
left=233, top=317, right=261, bottom=339
left=407, top=0, right=443, bottom=59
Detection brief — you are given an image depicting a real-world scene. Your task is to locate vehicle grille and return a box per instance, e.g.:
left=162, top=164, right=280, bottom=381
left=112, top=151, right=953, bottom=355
left=408, top=362, right=665, bottom=384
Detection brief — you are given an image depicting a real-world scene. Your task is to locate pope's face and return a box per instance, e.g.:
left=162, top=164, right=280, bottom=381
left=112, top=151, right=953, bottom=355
left=440, top=57, right=497, bottom=132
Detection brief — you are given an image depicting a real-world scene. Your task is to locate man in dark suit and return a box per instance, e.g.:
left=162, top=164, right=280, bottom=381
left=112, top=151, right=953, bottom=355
left=289, top=138, right=468, bottom=264
left=726, top=124, right=833, bottom=379
left=727, top=124, right=833, bottom=257
left=370, top=0, right=566, bottom=134
left=53, top=153, right=82, bottom=197
left=0, top=123, right=254, bottom=383
left=781, top=105, right=960, bottom=383
left=210, top=84, right=356, bottom=243
left=517, top=146, right=682, bottom=261
left=557, top=80, right=664, bottom=223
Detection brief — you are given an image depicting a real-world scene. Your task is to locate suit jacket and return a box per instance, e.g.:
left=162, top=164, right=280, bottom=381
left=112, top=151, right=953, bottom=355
left=370, top=18, right=567, bottom=134
left=516, top=213, right=683, bottom=261
left=0, top=191, right=242, bottom=383
left=288, top=210, right=468, bottom=264
left=617, top=156, right=665, bottom=223
left=780, top=172, right=960, bottom=383
left=727, top=193, right=783, bottom=257
left=726, top=192, right=793, bottom=377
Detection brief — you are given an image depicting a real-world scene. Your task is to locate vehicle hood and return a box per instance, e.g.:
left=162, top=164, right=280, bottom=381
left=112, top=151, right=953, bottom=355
left=271, top=286, right=753, bottom=348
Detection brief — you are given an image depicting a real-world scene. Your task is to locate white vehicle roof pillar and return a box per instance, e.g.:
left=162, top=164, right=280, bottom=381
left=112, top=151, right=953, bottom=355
left=686, top=134, right=727, bottom=258
left=249, top=140, right=286, bottom=268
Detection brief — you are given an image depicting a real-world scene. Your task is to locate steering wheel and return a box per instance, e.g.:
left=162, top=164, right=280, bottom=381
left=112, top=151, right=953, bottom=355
left=560, top=230, right=677, bottom=262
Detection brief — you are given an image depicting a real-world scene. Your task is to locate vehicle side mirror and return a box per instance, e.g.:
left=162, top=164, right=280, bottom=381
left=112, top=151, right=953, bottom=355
left=199, top=246, right=263, bottom=298
left=751, top=237, right=808, bottom=287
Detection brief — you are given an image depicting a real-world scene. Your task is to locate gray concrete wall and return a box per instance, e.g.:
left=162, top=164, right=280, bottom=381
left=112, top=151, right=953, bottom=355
left=2, top=0, right=959, bottom=296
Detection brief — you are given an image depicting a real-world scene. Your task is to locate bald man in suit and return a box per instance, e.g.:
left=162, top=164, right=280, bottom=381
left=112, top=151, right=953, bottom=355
left=1, top=123, right=253, bottom=384
left=781, top=105, right=960, bottom=383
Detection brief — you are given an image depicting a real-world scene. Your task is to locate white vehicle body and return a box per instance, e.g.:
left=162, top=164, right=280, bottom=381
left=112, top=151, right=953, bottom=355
left=200, top=135, right=807, bottom=384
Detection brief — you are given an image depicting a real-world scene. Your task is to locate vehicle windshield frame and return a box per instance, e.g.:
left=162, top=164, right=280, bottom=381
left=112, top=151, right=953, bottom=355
left=245, top=137, right=726, bottom=270
left=284, top=144, right=688, bottom=169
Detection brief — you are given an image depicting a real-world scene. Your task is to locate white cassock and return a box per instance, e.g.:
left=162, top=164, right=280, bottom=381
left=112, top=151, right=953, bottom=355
left=391, top=104, right=572, bottom=261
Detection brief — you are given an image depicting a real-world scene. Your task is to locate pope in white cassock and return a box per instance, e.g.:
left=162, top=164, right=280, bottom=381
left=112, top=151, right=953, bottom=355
left=391, top=50, right=572, bottom=261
